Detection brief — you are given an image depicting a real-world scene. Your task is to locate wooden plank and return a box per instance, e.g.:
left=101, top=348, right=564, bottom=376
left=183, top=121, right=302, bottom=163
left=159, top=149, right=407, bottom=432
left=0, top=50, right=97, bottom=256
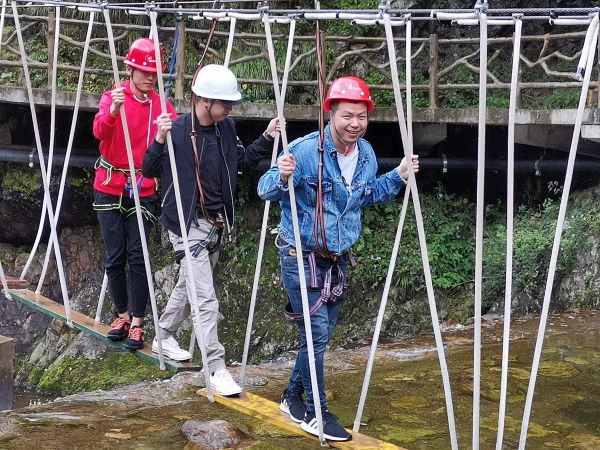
left=198, top=390, right=407, bottom=450
left=8, top=289, right=200, bottom=373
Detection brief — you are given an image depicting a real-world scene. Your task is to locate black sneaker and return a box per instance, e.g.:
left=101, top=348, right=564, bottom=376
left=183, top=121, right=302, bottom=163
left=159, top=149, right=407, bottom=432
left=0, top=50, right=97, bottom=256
left=123, top=325, right=144, bottom=350
left=300, top=410, right=352, bottom=442
left=279, top=389, right=306, bottom=423
left=107, top=317, right=131, bottom=341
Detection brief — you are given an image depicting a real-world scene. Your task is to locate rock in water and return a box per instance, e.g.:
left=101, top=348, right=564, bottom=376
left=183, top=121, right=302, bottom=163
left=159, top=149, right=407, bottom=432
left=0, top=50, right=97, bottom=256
left=181, top=419, right=248, bottom=449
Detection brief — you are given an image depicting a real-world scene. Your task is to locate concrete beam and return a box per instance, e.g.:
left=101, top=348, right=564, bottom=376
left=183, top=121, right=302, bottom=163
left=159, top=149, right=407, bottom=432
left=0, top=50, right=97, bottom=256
left=0, top=335, right=13, bottom=411
left=515, top=124, right=600, bottom=158
left=1, top=86, right=600, bottom=125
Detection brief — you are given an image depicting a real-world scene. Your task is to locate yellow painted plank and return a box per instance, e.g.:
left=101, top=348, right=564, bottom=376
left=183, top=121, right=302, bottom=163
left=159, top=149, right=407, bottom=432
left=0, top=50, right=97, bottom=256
left=198, top=390, right=406, bottom=450
left=8, top=289, right=201, bottom=372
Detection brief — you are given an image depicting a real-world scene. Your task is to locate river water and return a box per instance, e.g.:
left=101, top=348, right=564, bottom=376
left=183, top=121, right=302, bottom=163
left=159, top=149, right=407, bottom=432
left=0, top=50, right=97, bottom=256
left=1, top=310, right=598, bottom=449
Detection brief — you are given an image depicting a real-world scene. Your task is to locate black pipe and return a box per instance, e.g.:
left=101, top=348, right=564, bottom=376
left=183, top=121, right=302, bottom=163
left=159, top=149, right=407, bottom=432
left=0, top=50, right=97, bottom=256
left=2, top=147, right=600, bottom=173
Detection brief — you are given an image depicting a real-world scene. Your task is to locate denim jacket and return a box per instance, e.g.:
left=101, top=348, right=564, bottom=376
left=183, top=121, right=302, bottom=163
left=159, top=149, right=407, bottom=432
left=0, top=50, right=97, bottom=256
left=257, top=124, right=406, bottom=255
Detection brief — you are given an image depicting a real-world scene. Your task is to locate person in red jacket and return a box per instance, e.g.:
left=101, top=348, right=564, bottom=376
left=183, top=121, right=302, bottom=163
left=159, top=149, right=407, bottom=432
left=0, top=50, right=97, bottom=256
left=93, top=38, right=177, bottom=350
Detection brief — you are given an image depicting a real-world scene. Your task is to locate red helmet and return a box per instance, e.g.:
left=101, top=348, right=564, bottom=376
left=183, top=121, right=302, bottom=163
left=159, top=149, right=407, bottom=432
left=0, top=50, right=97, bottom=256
left=124, top=38, right=165, bottom=73
left=323, top=76, right=375, bottom=112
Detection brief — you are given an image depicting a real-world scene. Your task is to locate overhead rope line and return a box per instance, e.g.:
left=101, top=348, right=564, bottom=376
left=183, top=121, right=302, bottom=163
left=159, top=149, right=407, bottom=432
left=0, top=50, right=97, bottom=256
left=495, top=15, right=522, bottom=450
left=11, top=0, right=73, bottom=325
left=102, top=6, right=165, bottom=369
left=148, top=8, right=216, bottom=397
left=0, top=0, right=10, bottom=301
left=518, top=13, right=599, bottom=450
left=238, top=15, right=296, bottom=390
left=381, top=11, right=459, bottom=450
left=262, top=8, right=327, bottom=445
left=352, top=12, right=412, bottom=435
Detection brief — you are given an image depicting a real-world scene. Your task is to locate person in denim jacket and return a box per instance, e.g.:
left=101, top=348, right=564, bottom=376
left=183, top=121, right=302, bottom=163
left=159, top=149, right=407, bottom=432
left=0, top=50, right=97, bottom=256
left=257, top=76, right=419, bottom=442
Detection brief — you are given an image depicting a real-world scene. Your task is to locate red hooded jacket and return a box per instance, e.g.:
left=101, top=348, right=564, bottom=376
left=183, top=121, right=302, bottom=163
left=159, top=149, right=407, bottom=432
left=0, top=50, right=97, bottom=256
left=93, top=80, right=177, bottom=197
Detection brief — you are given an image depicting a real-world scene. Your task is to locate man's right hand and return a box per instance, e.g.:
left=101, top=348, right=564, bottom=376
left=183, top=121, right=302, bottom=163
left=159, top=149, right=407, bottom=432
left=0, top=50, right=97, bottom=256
left=109, top=87, right=125, bottom=117
left=155, top=113, right=173, bottom=144
left=278, top=154, right=296, bottom=183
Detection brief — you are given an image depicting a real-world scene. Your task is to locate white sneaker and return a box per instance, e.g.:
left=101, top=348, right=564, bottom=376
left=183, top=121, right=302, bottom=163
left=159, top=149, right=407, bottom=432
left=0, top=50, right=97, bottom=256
left=152, top=336, right=192, bottom=361
left=209, top=367, right=242, bottom=396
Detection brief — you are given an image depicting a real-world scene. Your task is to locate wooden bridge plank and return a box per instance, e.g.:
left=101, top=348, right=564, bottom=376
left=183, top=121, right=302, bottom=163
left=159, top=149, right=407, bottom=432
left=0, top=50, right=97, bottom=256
left=198, top=389, right=407, bottom=450
left=8, top=288, right=200, bottom=372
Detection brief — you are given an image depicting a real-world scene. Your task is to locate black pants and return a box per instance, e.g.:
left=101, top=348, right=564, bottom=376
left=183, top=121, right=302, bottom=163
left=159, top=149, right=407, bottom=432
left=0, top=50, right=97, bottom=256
left=95, top=191, right=156, bottom=319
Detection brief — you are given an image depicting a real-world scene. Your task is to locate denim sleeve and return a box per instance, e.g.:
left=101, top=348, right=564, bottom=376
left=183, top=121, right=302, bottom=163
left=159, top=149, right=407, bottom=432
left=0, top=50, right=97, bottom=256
left=257, top=150, right=303, bottom=201
left=362, top=168, right=406, bottom=207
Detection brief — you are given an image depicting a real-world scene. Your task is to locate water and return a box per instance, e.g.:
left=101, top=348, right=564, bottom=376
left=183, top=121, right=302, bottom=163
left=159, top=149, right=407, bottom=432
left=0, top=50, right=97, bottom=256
left=1, top=310, right=599, bottom=449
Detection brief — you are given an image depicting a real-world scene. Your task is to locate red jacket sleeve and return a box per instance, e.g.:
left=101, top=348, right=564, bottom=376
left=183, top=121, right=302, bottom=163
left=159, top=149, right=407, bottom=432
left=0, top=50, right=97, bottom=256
left=93, top=91, right=118, bottom=141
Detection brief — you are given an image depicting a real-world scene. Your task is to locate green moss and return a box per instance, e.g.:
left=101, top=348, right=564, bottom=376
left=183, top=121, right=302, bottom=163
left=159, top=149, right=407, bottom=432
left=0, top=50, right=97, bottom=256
left=1, top=165, right=42, bottom=195
left=36, top=352, right=173, bottom=395
left=28, top=367, right=44, bottom=385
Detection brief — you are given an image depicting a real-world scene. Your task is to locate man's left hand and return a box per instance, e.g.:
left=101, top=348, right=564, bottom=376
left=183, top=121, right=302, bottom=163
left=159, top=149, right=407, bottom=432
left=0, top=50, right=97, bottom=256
left=264, top=117, right=284, bottom=140
left=397, top=154, right=419, bottom=181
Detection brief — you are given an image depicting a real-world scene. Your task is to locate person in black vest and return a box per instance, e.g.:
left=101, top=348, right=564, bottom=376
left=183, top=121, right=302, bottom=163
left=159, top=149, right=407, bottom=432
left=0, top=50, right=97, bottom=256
left=143, top=64, right=279, bottom=396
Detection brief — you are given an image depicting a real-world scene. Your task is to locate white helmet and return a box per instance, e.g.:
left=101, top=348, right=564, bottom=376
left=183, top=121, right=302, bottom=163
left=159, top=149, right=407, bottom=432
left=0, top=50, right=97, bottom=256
left=192, top=64, right=242, bottom=103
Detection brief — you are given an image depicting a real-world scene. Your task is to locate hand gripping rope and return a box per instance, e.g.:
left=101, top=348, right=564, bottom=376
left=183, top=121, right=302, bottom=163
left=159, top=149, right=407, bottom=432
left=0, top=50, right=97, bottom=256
left=262, top=8, right=327, bottom=446
left=238, top=15, right=296, bottom=389
left=102, top=6, right=165, bottom=370
left=11, top=0, right=72, bottom=326
left=148, top=9, right=215, bottom=398
left=518, top=13, right=599, bottom=450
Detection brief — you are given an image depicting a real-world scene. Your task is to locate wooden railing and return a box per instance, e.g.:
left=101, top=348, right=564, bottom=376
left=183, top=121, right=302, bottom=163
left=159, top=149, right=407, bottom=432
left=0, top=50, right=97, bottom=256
left=0, top=10, right=598, bottom=109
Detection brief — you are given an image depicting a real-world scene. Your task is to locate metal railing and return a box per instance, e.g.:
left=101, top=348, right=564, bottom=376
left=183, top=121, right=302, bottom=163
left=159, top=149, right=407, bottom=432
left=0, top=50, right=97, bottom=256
left=0, top=10, right=598, bottom=109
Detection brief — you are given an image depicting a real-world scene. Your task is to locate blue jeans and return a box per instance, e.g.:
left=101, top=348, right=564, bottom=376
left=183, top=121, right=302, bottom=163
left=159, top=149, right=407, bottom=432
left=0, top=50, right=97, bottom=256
left=280, top=245, right=347, bottom=414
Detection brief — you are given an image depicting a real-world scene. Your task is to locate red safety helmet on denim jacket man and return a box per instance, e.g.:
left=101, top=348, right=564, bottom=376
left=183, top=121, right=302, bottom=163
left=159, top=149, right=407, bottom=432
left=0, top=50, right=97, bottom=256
left=124, top=37, right=165, bottom=73
left=322, top=76, right=375, bottom=112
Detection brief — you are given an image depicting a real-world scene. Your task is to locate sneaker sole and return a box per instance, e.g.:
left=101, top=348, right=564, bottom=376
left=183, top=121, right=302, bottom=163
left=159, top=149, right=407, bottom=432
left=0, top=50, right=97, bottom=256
left=212, top=387, right=242, bottom=397
left=300, top=420, right=352, bottom=442
left=279, top=402, right=303, bottom=424
left=107, top=334, right=127, bottom=341
left=151, top=346, right=192, bottom=362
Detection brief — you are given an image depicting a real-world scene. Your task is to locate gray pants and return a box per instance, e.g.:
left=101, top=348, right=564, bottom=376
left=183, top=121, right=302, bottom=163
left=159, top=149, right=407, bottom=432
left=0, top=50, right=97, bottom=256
left=158, top=219, right=225, bottom=373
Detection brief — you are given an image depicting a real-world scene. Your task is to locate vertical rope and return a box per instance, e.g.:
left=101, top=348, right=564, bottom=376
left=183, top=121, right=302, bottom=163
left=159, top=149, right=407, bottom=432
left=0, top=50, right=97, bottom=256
left=102, top=7, right=165, bottom=370
left=37, top=10, right=95, bottom=294
left=495, top=16, right=521, bottom=450
left=12, top=0, right=72, bottom=325
left=518, top=14, right=599, bottom=450
left=383, top=13, right=459, bottom=450
left=148, top=10, right=215, bottom=392
left=239, top=17, right=296, bottom=390
left=263, top=12, right=326, bottom=446
left=472, top=11, right=487, bottom=450
left=223, top=17, right=236, bottom=67
left=0, top=260, right=10, bottom=300
left=352, top=16, right=411, bottom=433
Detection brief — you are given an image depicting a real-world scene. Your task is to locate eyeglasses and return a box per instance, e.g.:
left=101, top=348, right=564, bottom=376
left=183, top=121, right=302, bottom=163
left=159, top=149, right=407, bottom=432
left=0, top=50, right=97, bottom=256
left=217, top=99, right=237, bottom=108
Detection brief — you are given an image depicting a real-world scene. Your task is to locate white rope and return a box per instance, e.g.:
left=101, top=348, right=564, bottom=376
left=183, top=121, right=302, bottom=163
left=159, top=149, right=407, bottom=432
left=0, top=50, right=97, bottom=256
left=352, top=17, right=412, bottom=433
left=495, top=17, right=521, bottom=450
left=262, top=12, right=326, bottom=445
left=551, top=17, right=592, bottom=26
left=0, top=261, right=11, bottom=300
left=12, top=0, right=73, bottom=325
left=223, top=16, right=236, bottom=67
left=35, top=6, right=63, bottom=294
left=433, top=11, right=478, bottom=20
left=148, top=11, right=215, bottom=390
left=238, top=17, right=296, bottom=389
left=102, top=8, right=165, bottom=370
left=382, top=13, right=459, bottom=450
left=95, top=271, right=108, bottom=322
left=472, top=12, right=487, bottom=450
left=518, top=14, right=599, bottom=450
left=576, top=17, right=599, bottom=79
left=353, top=17, right=406, bottom=26
left=454, top=18, right=515, bottom=25
left=0, top=0, right=6, bottom=53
